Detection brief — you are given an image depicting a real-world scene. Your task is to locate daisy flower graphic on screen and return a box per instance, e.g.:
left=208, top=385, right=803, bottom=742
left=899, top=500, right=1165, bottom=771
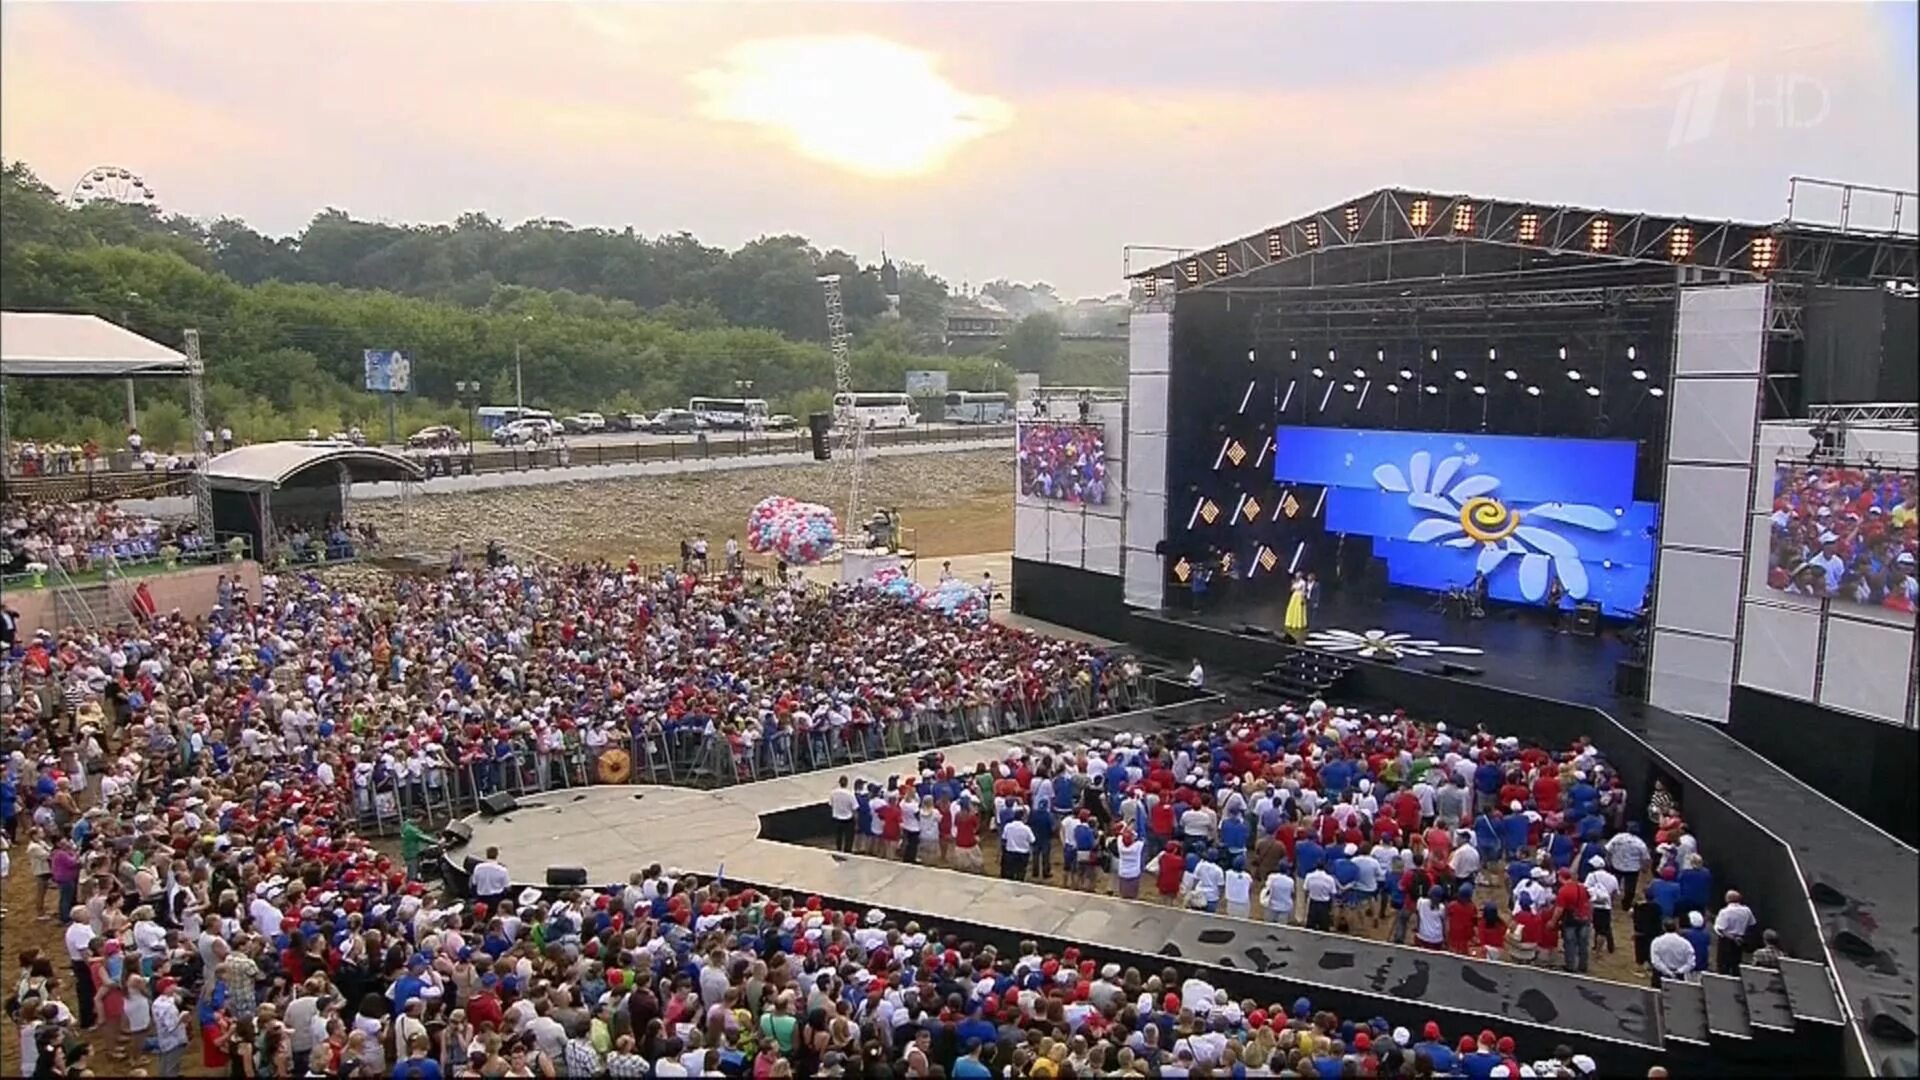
left=1304, top=628, right=1484, bottom=660
left=1372, top=449, right=1617, bottom=601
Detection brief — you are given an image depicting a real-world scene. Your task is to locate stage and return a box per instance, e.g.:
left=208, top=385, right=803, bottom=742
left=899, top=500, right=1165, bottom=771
left=1184, top=587, right=1636, bottom=711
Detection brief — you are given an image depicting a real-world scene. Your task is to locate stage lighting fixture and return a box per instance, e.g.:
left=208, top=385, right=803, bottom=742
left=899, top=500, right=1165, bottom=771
left=1141, top=276, right=1158, bottom=297
left=1588, top=219, right=1612, bottom=251
left=1649, top=385, right=1667, bottom=397
left=1199, top=500, right=1221, bottom=525
left=1344, top=205, right=1361, bottom=235
left=1352, top=367, right=1366, bottom=380
left=1518, top=211, right=1541, bottom=243
left=1558, top=345, right=1568, bottom=361
left=1567, top=369, right=1583, bottom=380
left=1267, top=231, right=1284, bottom=258
left=1602, top=559, right=1614, bottom=570
left=1342, top=382, right=1356, bottom=393
left=1429, top=347, right=1440, bottom=362
left=1504, top=369, right=1519, bottom=381
left=1386, top=384, right=1401, bottom=395
left=1328, top=347, right=1338, bottom=360
left=1225, top=440, right=1247, bottom=466
left=1409, top=198, right=1432, bottom=228
left=1311, top=367, right=1325, bottom=378
left=1472, top=385, right=1487, bottom=396
left=1183, top=258, right=1200, bottom=282
left=1526, top=385, right=1542, bottom=397
left=1242, top=496, right=1261, bottom=522
left=1453, top=369, right=1468, bottom=381
left=1214, top=249, right=1230, bottom=274
left=1750, top=234, right=1777, bottom=271
left=1303, top=221, right=1321, bottom=247
left=1627, top=345, right=1637, bottom=361
left=1452, top=203, right=1475, bottom=234
left=1172, top=557, right=1192, bottom=583
left=1631, top=368, right=1648, bottom=381
left=1398, top=368, right=1414, bottom=380
left=1487, top=347, right=1498, bottom=360
left=1247, top=348, right=1256, bottom=363
left=1376, top=348, right=1385, bottom=362
left=1668, top=225, right=1694, bottom=260
left=1289, top=349, right=1298, bottom=361
left=1424, top=384, right=1440, bottom=395
left=1585, top=385, right=1602, bottom=398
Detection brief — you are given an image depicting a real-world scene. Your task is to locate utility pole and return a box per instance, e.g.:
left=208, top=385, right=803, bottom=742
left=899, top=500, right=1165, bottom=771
left=514, top=342, right=524, bottom=412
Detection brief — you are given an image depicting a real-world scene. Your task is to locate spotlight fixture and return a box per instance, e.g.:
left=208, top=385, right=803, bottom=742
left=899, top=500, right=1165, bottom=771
left=1585, top=385, right=1602, bottom=398
left=1487, top=347, right=1498, bottom=361
left=1311, top=367, right=1325, bottom=378
left=1631, top=368, right=1648, bottom=381
left=1649, top=385, right=1667, bottom=398
left=1344, top=205, right=1361, bottom=234
left=1266, top=231, right=1284, bottom=258
left=1503, top=369, right=1519, bottom=381
left=1409, top=198, right=1432, bottom=229
left=1214, top=249, right=1230, bottom=274
left=1429, top=347, right=1440, bottom=362
left=1567, top=369, right=1583, bottom=381
left=1183, top=258, right=1200, bottom=282
left=1424, top=384, right=1440, bottom=395
left=1525, top=385, right=1542, bottom=397
left=1342, top=382, right=1356, bottom=393
left=1289, top=349, right=1298, bottom=361
left=1328, top=348, right=1338, bottom=360
left=1627, top=345, right=1638, bottom=361
left=1472, top=385, right=1487, bottom=396
left=1668, top=225, right=1694, bottom=260
left=1453, top=369, right=1469, bottom=381
left=1352, top=368, right=1367, bottom=380
left=1376, top=348, right=1386, bottom=362
left=1517, top=211, right=1542, bottom=243
left=1303, top=221, right=1321, bottom=247
left=1588, top=218, right=1612, bottom=251
left=1751, top=234, right=1778, bottom=272
left=1557, top=345, right=1568, bottom=361
left=1386, top=384, right=1401, bottom=395
left=1452, top=203, right=1475, bottom=234
left=1398, top=368, right=1414, bottom=380
left=1141, top=276, right=1158, bottom=297
left=1247, top=349, right=1257, bottom=362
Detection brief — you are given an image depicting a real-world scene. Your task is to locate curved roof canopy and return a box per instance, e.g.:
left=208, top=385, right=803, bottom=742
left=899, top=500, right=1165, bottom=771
left=203, top=441, right=426, bottom=489
left=1, top=312, right=191, bottom=377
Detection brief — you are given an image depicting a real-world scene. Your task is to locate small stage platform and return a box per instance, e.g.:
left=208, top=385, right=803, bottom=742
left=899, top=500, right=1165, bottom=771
left=455, top=711, right=1669, bottom=1068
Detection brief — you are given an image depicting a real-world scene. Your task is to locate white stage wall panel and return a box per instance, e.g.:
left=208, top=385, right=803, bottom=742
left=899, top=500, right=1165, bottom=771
left=1048, top=510, right=1086, bottom=569
left=1129, top=432, right=1168, bottom=496
left=1661, top=464, right=1753, bottom=553
left=1672, top=284, right=1769, bottom=375
left=1735, top=602, right=1822, bottom=702
left=1123, top=307, right=1173, bottom=610
left=1666, top=377, right=1762, bottom=465
left=1083, top=515, right=1123, bottom=575
left=1650, top=631, right=1738, bottom=723
left=1653, top=548, right=1744, bottom=639
left=1014, top=505, right=1050, bottom=561
left=1819, top=616, right=1918, bottom=725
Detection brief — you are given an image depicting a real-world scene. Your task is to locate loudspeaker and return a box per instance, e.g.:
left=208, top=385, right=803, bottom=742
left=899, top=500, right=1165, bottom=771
left=1863, top=994, right=1917, bottom=1042
left=1236, top=623, right=1273, bottom=637
left=479, top=792, right=519, bottom=817
left=546, top=866, right=588, bottom=887
left=1809, top=878, right=1849, bottom=906
left=1832, top=927, right=1878, bottom=958
left=1614, top=659, right=1647, bottom=699
left=1572, top=601, right=1602, bottom=637
left=807, top=413, right=832, bottom=461
left=441, top=820, right=473, bottom=847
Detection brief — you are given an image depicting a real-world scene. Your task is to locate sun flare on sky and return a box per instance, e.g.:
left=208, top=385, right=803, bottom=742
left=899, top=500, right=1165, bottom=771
left=693, top=35, right=1011, bottom=179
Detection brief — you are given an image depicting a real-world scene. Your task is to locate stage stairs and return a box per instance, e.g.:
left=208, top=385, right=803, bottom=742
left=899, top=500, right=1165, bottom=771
left=1655, top=958, right=1846, bottom=1069
left=1251, top=643, right=1352, bottom=701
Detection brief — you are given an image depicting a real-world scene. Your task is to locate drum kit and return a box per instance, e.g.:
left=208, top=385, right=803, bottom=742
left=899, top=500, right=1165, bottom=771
left=1431, top=582, right=1486, bottom=619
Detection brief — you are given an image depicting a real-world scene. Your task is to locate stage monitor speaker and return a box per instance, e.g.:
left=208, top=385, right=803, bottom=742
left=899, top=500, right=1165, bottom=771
left=807, top=413, right=832, bottom=460
left=1613, top=659, right=1647, bottom=699
left=441, top=820, right=473, bottom=847
left=1572, top=601, right=1602, bottom=637
left=443, top=855, right=479, bottom=899
left=1863, top=994, right=1917, bottom=1043
left=1438, top=660, right=1484, bottom=677
left=546, top=866, right=588, bottom=887
left=1832, top=927, right=1878, bottom=958
left=1237, top=623, right=1273, bottom=637
left=1810, top=878, right=1849, bottom=906
left=479, top=792, right=519, bottom=817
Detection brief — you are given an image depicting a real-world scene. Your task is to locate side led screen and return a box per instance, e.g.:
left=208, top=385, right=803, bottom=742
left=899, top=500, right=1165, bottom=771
left=1018, top=423, right=1109, bottom=505
left=1765, top=462, right=1917, bottom=614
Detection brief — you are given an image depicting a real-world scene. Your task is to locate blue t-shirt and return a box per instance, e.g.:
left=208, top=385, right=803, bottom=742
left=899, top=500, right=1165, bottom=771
left=954, top=1056, right=993, bottom=1079
left=392, top=1058, right=442, bottom=1080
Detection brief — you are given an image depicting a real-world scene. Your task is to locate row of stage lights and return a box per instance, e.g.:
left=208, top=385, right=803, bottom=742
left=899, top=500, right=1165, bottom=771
left=1143, top=200, right=1782, bottom=293
left=1263, top=343, right=1666, bottom=405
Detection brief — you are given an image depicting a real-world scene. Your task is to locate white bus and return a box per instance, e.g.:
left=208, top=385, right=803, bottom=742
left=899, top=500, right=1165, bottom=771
left=833, top=392, right=918, bottom=429
left=475, top=406, right=556, bottom=435
left=943, top=390, right=1011, bottom=425
left=688, top=396, right=770, bottom=430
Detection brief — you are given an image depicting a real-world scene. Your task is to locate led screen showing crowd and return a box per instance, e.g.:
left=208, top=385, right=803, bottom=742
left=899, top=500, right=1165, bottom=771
left=1018, top=423, right=1109, bottom=505
left=1766, top=462, right=1918, bottom=613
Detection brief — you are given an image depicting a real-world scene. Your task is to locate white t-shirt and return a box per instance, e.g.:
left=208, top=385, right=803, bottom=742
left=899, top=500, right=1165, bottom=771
left=470, top=860, right=511, bottom=896
left=65, top=921, right=97, bottom=962
left=829, top=788, right=857, bottom=821
left=1001, top=821, right=1035, bottom=854
left=1265, top=873, right=1295, bottom=915
left=1416, top=898, right=1446, bottom=943
left=1115, top=840, right=1145, bottom=879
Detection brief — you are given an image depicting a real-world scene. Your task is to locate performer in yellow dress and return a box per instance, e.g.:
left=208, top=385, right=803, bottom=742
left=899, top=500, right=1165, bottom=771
left=1284, top=572, right=1310, bottom=641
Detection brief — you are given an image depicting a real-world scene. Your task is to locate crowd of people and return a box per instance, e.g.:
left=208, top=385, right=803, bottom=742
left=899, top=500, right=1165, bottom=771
left=1766, top=463, right=1918, bottom=611
left=2, top=501, right=202, bottom=577
left=6, top=428, right=240, bottom=480
left=1015, top=426, right=1108, bottom=506
left=825, top=704, right=1774, bottom=988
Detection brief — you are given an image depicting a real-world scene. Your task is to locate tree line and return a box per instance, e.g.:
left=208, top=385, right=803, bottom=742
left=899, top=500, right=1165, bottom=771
left=0, top=161, right=1120, bottom=450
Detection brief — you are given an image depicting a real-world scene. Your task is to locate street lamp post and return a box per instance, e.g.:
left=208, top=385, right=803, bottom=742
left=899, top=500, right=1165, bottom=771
left=454, top=380, right=482, bottom=467
left=733, top=378, right=755, bottom=447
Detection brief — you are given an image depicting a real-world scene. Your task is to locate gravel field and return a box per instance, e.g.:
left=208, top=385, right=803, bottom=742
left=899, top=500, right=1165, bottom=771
left=356, top=448, right=1015, bottom=563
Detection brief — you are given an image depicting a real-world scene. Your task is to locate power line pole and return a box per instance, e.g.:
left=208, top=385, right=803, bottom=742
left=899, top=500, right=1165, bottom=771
left=514, top=342, right=524, bottom=412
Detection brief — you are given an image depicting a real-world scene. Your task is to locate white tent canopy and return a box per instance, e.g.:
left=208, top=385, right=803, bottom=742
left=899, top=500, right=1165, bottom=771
left=0, top=312, right=190, bottom=377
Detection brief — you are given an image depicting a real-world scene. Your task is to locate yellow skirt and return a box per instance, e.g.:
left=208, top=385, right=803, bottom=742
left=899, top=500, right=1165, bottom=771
left=1284, top=590, right=1309, bottom=635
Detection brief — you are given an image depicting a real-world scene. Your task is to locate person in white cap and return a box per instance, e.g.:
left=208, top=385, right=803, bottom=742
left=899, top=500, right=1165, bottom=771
left=1583, top=855, right=1620, bottom=955
left=1809, top=531, right=1846, bottom=593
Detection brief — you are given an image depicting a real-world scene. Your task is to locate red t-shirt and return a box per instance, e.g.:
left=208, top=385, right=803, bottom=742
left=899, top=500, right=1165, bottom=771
left=955, top=812, right=979, bottom=849
left=879, top=803, right=903, bottom=841
left=1532, top=775, right=1562, bottom=811
left=1556, top=881, right=1592, bottom=923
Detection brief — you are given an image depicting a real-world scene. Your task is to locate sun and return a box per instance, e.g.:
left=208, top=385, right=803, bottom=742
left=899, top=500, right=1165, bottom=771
left=693, top=35, right=1011, bottom=178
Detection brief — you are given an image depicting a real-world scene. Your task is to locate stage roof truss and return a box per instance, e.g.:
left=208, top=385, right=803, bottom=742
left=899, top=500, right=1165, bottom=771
left=1133, top=188, right=1916, bottom=295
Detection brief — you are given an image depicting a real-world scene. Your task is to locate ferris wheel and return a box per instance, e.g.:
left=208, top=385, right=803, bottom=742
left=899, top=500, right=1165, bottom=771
left=69, top=165, right=159, bottom=208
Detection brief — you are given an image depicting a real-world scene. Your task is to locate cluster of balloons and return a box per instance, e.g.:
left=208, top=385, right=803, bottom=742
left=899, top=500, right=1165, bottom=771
left=746, top=496, right=841, bottom=565
left=864, top=567, right=988, bottom=622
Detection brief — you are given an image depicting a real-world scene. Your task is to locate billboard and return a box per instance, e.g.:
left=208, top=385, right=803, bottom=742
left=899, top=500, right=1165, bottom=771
left=363, top=349, right=412, bottom=394
left=1273, top=426, right=1656, bottom=615
left=905, top=369, right=949, bottom=395
left=1019, top=422, right=1109, bottom=504
left=1765, top=462, right=1917, bottom=614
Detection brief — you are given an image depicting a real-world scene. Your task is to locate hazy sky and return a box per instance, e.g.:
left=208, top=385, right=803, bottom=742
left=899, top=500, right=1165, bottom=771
left=4, top=2, right=1915, bottom=298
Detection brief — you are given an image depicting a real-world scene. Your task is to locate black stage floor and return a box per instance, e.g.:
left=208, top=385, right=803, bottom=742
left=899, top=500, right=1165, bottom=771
left=1187, top=589, right=1634, bottom=710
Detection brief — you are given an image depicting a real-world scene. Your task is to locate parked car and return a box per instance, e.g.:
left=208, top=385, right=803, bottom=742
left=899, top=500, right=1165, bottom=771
left=562, top=412, right=606, bottom=434
left=407, top=424, right=463, bottom=449
left=643, top=408, right=706, bottom=435
left=607, top=411, right=649, bottom=432
left=492, top=417, right=560, bottom=445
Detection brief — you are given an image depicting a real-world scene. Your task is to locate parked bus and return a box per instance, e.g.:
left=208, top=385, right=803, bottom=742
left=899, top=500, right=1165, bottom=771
left=688, top=396, right=770, bottom=430
left=475, top=406, right=556, bottom=434
left=943, top=390, right=1011, bottom=425
left=833, top=392, right=918, bottom=429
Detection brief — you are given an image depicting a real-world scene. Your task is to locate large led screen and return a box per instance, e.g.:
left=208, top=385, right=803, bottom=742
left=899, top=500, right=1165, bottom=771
left=1019, top=423, right=1109, bottom=504
left=1274, top=427, right=1657, bottom=615
left=1765, top=462, right=1917, bottom=614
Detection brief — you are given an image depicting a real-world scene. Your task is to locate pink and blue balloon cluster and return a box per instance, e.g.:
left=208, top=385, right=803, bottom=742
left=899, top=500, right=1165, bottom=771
left=747, top=495, right=841, bottom=565
left=865, top=567, right=988, bottom=623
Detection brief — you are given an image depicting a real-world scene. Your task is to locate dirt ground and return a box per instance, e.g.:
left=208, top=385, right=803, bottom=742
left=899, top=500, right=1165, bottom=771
left=805, top=832, right=1649, bottom=988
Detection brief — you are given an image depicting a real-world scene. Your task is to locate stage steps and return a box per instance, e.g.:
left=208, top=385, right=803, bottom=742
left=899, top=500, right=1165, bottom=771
left=1657, top=963, right=1845, bottom=1066
left=1252, top=644, right=1352, bottom=701
left=1774, top=957, right=1846, bottom=1027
